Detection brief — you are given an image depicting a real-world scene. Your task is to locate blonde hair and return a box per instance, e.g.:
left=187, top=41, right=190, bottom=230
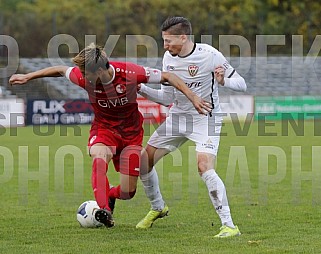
left=72, top=43, right=109, bottom=73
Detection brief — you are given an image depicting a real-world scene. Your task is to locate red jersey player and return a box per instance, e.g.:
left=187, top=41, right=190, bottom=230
left=9, top=43, right=212, bottom=228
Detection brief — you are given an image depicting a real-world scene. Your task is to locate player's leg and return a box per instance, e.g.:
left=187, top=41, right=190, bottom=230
left=137, top=114, right=188, bottom=229
left=136, top=144, right=170, bottom=229
left=90, top=143, right=113, bottom=210
left=140, top=145, right=169, bottom=208
left=191, top=115, right=240, bottom=237
left=137, top=120, right=186, bottom=229
left=108, top=174, right=138, bottom=212
left=139, top=115, right=186, bottom=212
left=108, top=144, right=141, bottom=213
left=108, top=173, right=138, bottom=198
left=197, top=152, right=240, bottom=237
left=90, top=143, right=115, bottom=227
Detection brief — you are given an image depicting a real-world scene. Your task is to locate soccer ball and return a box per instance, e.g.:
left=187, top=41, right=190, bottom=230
left=76, top=200, right=103, bottom=228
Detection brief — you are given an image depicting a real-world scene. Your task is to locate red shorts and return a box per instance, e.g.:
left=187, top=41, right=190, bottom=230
left=88, top=127, right=143, bottom=177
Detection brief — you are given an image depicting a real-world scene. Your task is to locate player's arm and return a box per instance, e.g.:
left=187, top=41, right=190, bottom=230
left=138, top=83, right=175, bottom=107
left=135, top=65, right=175, bottom=106
left=143, top=67, right=212, bottom=114
left=213, top=52, right=247, bottom=92
left=215, top=65, right=247, bottom=92
left=138, top=68, right=212, bottom=114
left=161, top=72, right=212, bottom=114
left=9, top=66, right=69, bottom=85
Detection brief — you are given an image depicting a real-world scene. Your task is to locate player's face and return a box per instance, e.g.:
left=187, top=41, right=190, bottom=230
left=81, top=69, right=99, bottom=84
left=162, top=32, right=183, bottom=57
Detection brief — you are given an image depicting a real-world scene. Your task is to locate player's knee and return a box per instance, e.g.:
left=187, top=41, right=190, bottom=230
left=197, top=153, right=215, bottom=174
left=120, top=190, right=136, bottom=200
left=198, top=161, right=209, bottom=173
left=92, top=154, right=112, bottom=164
left=90, top=145, right=113, bottom=161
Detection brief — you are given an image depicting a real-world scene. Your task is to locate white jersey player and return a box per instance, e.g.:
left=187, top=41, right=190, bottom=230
left=142, top=43, right=245, bottom=115
left=136, top=16, right=246, bottom=238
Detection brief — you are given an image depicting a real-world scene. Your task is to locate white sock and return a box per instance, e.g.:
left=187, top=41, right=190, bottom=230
left=201, top=169, right=235, bottom=228
left=140, top=167, right=165, bottom=211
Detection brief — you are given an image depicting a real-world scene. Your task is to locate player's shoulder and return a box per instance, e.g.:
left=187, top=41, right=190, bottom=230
left=110, top=61, right=144, bottom=75
left=163, top=51, right=172, bottom=59
left=68, top=66, right=82, bottom=78
left=66, top=66, right=86, bottom=87
left=69, top=66, right=81, bottom=73
left=110, top=61, right=140, bottom=70
left=195, top=43, right=221, bottom=56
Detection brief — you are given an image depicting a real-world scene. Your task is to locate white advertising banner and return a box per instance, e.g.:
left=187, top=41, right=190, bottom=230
left=0, top=98, right=25, bottom=127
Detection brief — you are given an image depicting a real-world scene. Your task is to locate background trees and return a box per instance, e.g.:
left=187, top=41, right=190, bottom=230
left=0, top=0, right=320, bottom=57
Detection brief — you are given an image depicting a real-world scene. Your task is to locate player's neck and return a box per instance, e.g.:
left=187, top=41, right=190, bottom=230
left=178, top=41, right=195, bottom=57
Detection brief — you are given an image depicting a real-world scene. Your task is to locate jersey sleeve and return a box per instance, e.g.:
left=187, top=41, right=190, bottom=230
left=65, top=66, right=86, bottom=88
left=139, top=83, right=174, bottom=106
left=124, top=62, right=162, bottom=84
left=213, top=50, right=247, bottom=92
left=213, top=51, right=235, bottom=78
left=143, top=67, right=162, bottom=83
left=121, top=62, right=148, bottom=84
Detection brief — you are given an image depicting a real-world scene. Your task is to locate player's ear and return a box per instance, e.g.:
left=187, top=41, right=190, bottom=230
left=181, top=34, right=187, bottom=43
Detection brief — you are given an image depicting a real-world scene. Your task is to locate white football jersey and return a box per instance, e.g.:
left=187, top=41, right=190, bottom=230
left=162, top=43, right=235, bottom=115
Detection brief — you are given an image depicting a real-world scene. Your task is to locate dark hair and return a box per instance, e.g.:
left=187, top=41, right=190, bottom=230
left=161, top=16, right=192, bottom=35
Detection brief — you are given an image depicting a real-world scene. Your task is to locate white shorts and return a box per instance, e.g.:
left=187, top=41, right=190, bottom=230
left=147, top=113, right=223, bottom=155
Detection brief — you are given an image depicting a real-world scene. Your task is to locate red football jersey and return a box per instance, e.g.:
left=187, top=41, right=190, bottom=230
left=66, top=61, right=151, bottom=139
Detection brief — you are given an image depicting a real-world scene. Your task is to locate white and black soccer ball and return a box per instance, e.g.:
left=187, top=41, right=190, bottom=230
left=76, top=200, right=103, bottom=228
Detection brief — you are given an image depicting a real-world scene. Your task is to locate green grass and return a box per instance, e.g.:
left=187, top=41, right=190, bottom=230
left=0, top=121, right=321, bottom=253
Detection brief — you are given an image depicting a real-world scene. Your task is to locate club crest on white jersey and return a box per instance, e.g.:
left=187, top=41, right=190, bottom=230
left=188, top=64, right=199, bottom=77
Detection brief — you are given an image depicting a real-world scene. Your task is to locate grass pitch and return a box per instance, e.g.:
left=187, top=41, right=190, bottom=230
left=0, top=121, right=320, bottom=253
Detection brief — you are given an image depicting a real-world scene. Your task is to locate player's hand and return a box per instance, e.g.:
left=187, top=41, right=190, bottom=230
left=214, top=65, right=225, bottom=85
left=9, top=74, right=29, bottom=86
left=191, top=94, right=212, bottom=115
left=137, top=83, right=142, bottom=92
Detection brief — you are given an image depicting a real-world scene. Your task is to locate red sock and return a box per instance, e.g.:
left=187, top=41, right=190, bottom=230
left=91, top=158, right=110, bottom=210
left=109, top=185, right=136, bottom=200
left=109, top=185, right=121, bottom=199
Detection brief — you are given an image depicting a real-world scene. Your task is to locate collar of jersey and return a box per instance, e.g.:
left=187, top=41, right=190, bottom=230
left=178, top=43, right=196, bottom=58
left=101, top=64, right=115, bottom=85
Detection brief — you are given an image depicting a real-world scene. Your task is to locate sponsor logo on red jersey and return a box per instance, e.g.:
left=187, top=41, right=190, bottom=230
left=115, top=84, right=126, bottom=94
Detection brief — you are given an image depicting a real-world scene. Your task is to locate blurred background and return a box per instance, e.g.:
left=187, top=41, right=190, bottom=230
left=1, top=0, right=321, bottom=57
left=0, top=0, right=321, bottom=126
